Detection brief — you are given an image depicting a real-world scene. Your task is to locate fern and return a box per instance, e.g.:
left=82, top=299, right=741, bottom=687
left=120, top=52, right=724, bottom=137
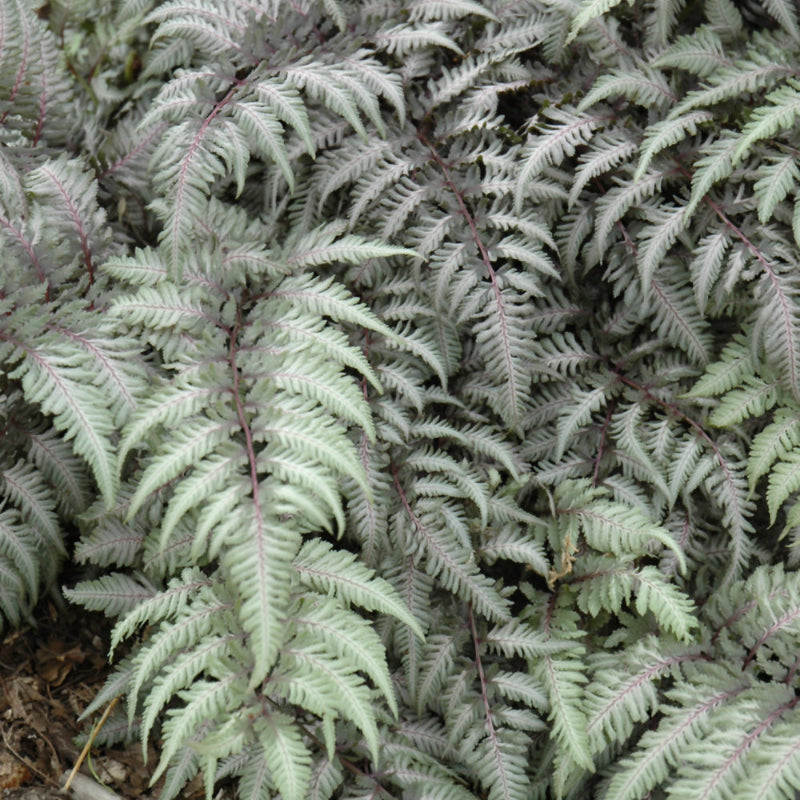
left=565, top=0, right=629, bottom=44
left=9, top=1, right=800, bottom=799
left=733, top=82, right=800, bottom=164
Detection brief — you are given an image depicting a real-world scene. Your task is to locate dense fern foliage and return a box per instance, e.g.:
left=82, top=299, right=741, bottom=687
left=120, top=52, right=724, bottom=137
left=6, top=0, right=800, bottom=798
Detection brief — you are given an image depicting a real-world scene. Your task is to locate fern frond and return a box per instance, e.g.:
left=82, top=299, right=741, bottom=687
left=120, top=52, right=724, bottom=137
left=1, top=460, right=62, bottom=567
left=754, top=153, right=800, bottom=224
left=685, top=133, right=739, bottom=218
left=141, top=631, right=244, bottom=746
left=226, top=507, right=300, bottom=687
left=410, top=0, right=499, bottom=22
left=485, top=620, right=572, bottom=659
left=394, top=490, right=511, bottom=621
left=11, top=343, right=118, bottom=506
left=595, top=170, right=665, bottom=253
left=747, top=408, right=800, bottom=489
left=765, top=449, right=800, bottom=522
left=652, top=26, right=731, bottom=77
left=762, top=0, right=800, bottom=40
left=110, top=285, right=215, bottom=334
left=584, top=636, right=697, bottom=754
left=295, top=539, right=425, bottom=638
left=479, top=526, right=549, bottom=578
left=688, top=229, right=730, bottom=312
left=566, top=0, right=627, bottom=44
left=705, top=0, right=743, bottom=35
left=601, top=664, right=748, bottom=800
left=563, top=496, right=687, bottom=571
left=110, top=568, right=212, bottom=652
left=736, top=715, right=800, bottom=800
left=635, top=112, right=714, bottom=181
left=578, top=67, right=677, bottom=112
left=684, top=335, right=753, bottom=397
left=125, top=419, right=237, bottom=521
left=734, top=82, right=800, bottom=164
left=63, top=572, right=157, bottom=618
left=278, top=641, right=383, bottom=762
left=632, top=566, right=697, bottom=640
left=648, top=271, right=712, bottom=364
left=671, top=56, right=792, bottom=119
left=515, top=109, right=603, bottom=211
left=416, top=631, right=468, bottom=713
left=556, top=383, right=613, bottom=459
left=472, top=729, right=531, bottom=800
left=636, top=205, right=688, bottom=290
left=569, top=136, right=637, bottom=207
left=254, top=712, right=313, bottom=800
left=538, top=651, right=594, bottom=774
left=372, top=23, right=464, bottom=57
left=152, top=674, right=246, bottom=785
left=708, top=377, right=779, bottom=428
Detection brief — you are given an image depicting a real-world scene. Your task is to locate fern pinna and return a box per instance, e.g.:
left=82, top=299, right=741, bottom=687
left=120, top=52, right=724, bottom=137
left=4, top=0, right=800, bottom=799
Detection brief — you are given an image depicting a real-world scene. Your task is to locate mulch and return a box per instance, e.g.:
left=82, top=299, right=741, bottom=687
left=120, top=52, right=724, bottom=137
left=0, top=599, right=205, bottom=800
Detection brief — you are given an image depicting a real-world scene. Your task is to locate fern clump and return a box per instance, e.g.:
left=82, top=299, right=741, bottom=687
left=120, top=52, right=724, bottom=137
left=5, top=0, right=800, bottom=798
